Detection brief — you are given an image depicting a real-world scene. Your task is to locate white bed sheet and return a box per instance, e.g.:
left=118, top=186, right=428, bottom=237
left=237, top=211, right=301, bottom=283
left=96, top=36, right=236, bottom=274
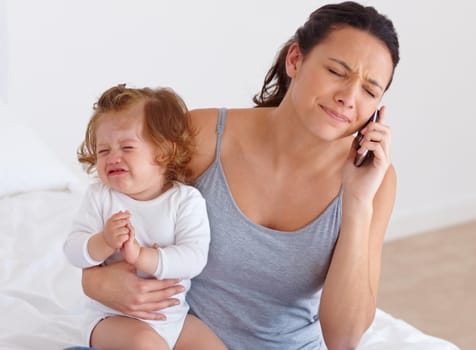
left=0, top=189, right=461, bottom=350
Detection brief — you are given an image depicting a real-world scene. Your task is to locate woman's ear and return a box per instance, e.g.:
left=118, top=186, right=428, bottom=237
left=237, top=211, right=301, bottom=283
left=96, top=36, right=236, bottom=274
left=285, top=42, right=302, bottom=78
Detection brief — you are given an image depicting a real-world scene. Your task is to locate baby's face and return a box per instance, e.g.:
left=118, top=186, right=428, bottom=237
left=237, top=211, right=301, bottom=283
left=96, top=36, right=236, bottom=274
left=95, top=102, right=167, bottom=201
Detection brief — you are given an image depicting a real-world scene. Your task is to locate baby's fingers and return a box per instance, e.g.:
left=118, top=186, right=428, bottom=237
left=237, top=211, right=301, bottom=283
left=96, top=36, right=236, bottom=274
left=126, top=223, right=135, bottom=241
left=109, top=210, right=131, bottom=224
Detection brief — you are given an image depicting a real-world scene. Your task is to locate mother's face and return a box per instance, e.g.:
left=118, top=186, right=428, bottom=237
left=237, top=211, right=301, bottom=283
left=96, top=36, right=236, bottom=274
left=286, top=26, right=394, bottom=138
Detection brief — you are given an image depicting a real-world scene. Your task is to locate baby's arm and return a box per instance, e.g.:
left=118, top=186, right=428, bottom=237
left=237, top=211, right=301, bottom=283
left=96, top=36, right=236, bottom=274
left=113, top=189, right=210, bottom=279
left=88, top=210, right=131, bottom=262
left=154, top=187, right=210, bottom=280
left=64, top=185, right=121, bottom=268
left=121, top=223, right=159, bottom=275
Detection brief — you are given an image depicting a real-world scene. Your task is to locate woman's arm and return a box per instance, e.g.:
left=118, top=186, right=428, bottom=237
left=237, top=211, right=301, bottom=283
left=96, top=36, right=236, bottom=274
left=82, top=260, right=185, bottom=320
left=320, top=167, right=395, bottom=349
left=319, top=109, right=396, bottom=349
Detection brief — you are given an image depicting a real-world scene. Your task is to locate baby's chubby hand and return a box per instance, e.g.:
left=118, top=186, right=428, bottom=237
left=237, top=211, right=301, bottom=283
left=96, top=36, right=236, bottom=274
left=102, top=210, right=132, bottom=249
left=121, top=223, right=142, bottom=265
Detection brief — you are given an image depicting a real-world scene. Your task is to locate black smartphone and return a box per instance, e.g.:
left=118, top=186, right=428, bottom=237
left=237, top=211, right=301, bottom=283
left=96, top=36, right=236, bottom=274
left=354, top=109, right=379, bottom=167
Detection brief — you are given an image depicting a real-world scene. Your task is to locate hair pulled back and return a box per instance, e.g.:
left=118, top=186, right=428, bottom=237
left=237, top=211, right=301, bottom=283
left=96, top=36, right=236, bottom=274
left=253, top=1, right=400, bottom=107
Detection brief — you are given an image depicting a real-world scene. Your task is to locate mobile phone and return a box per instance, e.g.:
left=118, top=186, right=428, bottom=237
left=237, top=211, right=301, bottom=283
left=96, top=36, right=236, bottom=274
left=354, top=109, right=379, bottom=167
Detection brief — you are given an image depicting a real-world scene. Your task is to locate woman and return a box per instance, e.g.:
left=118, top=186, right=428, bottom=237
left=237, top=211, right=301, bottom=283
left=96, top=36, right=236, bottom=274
left=82, top=2, right=400, bottom=349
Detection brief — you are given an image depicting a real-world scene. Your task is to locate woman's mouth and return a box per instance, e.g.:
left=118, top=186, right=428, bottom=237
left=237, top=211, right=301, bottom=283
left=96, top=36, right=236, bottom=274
left=321, top=105, right=351, bottom=123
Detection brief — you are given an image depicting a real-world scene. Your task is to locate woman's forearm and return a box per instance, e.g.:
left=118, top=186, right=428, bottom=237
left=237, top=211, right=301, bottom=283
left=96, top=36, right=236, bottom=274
left=81, top=261, right=185, bottom=320
left=320, top=166, right=396, bottom=350
left=319, top=198, right=376, bottom=349
left=82, top=265, right=107, bottom=301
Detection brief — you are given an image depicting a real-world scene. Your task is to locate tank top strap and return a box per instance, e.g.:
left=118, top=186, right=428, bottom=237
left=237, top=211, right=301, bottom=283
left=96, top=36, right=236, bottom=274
left=214, top=108, right=227, bottom=160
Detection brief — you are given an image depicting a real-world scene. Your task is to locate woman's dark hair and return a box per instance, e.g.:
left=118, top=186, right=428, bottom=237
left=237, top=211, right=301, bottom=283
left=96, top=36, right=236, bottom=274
left=253, top=1, right=400, bottom=107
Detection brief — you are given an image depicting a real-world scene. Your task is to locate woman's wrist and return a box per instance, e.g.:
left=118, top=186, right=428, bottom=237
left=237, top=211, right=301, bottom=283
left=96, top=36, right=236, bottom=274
left=341, top=195, right=373, bottom=234
left=343, top=191, right=373, bottom=213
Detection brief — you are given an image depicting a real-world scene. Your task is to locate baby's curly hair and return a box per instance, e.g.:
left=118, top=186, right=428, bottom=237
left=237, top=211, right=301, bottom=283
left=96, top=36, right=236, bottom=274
left=78, top=84, right=195, bottom=184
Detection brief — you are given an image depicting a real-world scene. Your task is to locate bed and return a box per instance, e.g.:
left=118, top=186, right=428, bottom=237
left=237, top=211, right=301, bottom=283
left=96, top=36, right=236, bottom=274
left=0, top=113, right=461, bottom=350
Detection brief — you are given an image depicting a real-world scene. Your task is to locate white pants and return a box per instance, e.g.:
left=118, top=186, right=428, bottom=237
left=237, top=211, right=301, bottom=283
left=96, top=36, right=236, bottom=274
left=84, top=312, right=186, bottom=349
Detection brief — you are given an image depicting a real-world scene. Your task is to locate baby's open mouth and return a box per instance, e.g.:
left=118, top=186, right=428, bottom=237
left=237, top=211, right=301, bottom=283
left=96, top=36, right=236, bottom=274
left=108, top=168, right=127, bottom=176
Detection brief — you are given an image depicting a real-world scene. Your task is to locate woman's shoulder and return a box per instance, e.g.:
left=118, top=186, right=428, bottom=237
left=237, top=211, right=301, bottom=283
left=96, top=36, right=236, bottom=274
left=188, top=109, right=220, bottom=179
left=189, top=108, right=221, bottom=147
left=190, top=107, right=265, bottom=121
left=190, top=108, right=219, bottom=121
left=188, top=108, right=256, bottom=177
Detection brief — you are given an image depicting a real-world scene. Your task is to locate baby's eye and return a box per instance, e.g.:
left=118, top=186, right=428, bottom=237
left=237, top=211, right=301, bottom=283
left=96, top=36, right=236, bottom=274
left=97, top=149, right=109, bottom=155
left=122, top=146, right=134, bottom=151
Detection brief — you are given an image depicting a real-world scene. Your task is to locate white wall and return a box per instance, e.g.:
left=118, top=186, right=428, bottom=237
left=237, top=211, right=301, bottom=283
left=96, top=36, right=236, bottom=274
left=2, top=0, right=476, bottom=240
left=0, top=0, right=6, bottom=102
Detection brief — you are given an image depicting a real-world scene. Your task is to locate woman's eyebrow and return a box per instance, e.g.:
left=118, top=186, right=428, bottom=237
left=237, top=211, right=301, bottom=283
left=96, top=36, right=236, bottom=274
left=329, top=57, right=384, bottom=91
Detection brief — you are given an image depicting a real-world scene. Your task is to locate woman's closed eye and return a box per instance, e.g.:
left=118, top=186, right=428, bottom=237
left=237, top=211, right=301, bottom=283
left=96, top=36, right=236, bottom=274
left=328, top=67, right=345, bottom=77
left=363, top=83, right=381, bottom=99
left=364, top=88, right=376, bottom=98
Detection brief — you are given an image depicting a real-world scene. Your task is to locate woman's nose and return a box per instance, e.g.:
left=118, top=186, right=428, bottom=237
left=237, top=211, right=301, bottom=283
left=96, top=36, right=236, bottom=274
left=334, top=81, right=359, bottom=108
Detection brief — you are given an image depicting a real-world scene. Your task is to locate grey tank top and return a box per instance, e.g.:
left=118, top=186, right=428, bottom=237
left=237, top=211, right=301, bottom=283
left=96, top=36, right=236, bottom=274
left=188, top=108, right=342, bottom=350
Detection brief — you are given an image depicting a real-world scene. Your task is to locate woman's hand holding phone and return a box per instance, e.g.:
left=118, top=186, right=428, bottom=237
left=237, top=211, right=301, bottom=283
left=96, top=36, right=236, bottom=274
left=354, top=109, right=379, bottom=167
left=342, top=106, right=393, bottom=202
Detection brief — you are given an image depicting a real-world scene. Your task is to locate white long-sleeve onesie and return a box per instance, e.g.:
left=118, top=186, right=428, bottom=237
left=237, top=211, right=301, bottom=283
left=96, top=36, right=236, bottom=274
left=63, top=181, right=210, bottom=347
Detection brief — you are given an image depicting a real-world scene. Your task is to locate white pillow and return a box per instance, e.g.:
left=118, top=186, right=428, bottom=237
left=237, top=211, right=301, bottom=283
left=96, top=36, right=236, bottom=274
left=0, top=104, right=80, bottom=197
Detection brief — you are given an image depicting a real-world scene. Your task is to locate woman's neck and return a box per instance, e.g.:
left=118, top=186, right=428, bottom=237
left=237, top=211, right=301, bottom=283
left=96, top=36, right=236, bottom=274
left=258, top=106, right=351, bottom=171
